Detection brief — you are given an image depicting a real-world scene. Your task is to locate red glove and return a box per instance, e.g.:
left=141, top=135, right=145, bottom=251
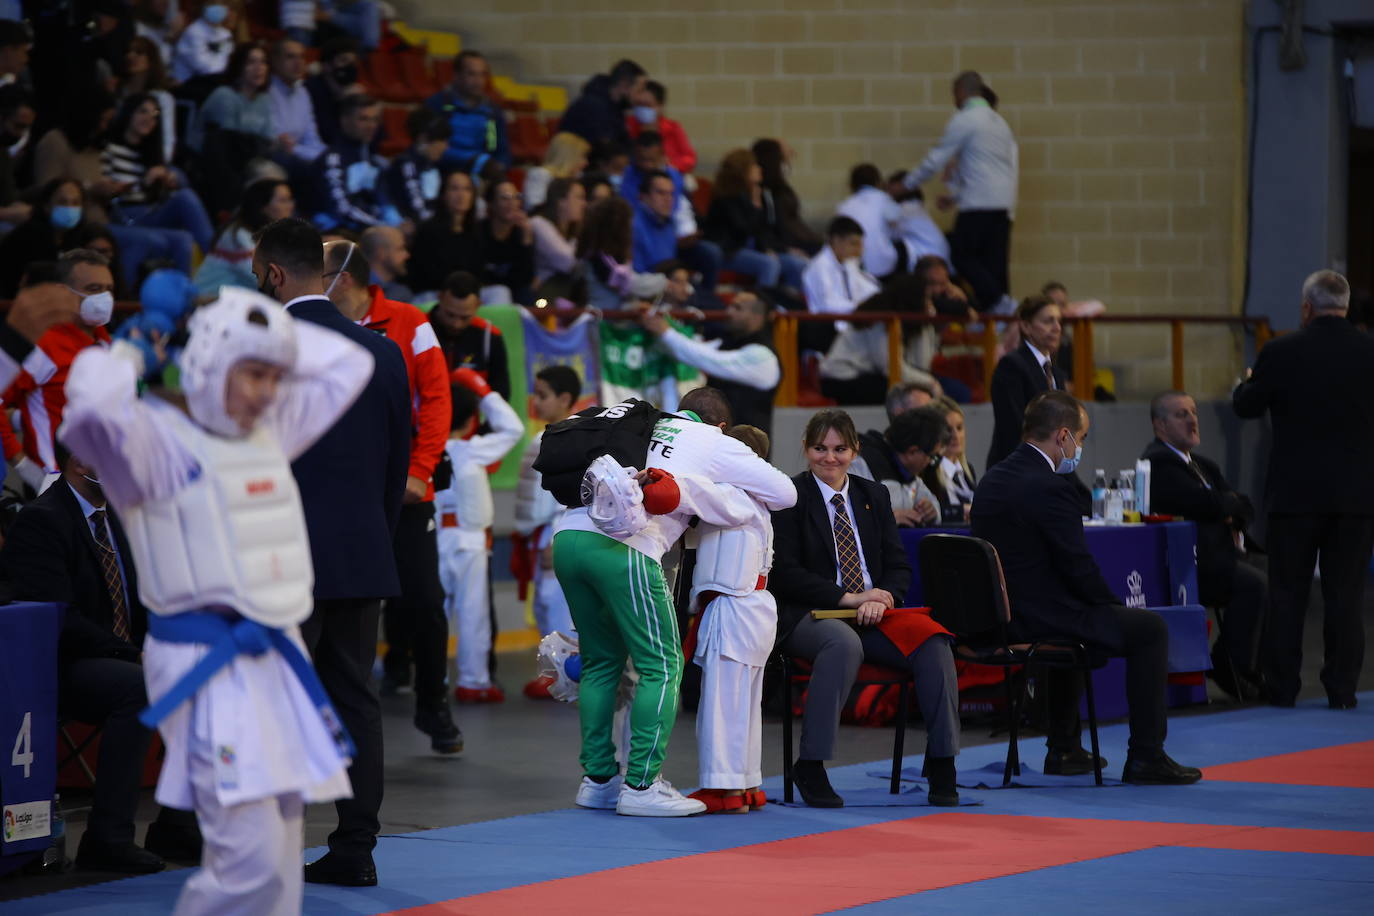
left=451, top=367, right=492, bottom=398
left=641, top=467, right=680, bottom=515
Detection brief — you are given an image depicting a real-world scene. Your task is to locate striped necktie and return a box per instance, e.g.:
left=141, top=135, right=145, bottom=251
left=89, top=510, right=131, bottom=642
left=1043, top=359, right=1056, bottom=390
left=830, top=493, right=866, bottom=594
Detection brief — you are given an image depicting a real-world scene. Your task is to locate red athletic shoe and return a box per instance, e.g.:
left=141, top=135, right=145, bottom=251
left=523, top=676, right=555, bottom=699
left=687, top=788, right=747, bottom=814
left=454, top=686, right=505, bottom=704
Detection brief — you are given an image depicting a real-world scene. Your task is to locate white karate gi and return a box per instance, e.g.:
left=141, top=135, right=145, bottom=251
left=60, top=324, right=371, bottom=916
left=435, top=390, right=523, bottom=688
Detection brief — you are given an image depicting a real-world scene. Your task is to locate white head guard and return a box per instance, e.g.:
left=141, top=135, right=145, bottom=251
left=536, top=631, right=582, bottom=703
left=582, top=454, right=649, bottom=540
left=179, top=288, right=299, bottom=438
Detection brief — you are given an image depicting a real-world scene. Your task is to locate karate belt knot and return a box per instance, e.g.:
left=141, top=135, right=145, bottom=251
left=139, top=612, right=356, bottom=760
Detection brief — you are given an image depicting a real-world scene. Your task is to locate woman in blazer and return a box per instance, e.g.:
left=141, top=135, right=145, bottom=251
left=986, top=295, right=1068, bottom=470
left=769, top=409, right=961, bottom=808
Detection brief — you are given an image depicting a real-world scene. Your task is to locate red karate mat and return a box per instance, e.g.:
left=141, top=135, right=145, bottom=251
left=1201, top=739, right=1374, bottom=788
left=381, top=813, right=1374, bottom=916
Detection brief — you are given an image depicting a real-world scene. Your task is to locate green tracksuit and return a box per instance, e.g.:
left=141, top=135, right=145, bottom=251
left=552, top=529, right=680, bottom=788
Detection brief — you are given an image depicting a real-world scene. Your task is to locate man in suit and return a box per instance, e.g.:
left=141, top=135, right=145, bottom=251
left=1234, top=269, right=1374, bottom=709
left=986, top=295, right=1068, bottom=470
left=971, top=391, right=1201, bottom=784
left=1142, top=390, right=1266, bottom=700
left=252, top=217, right=414, bottom=886
left=1, top=444, right=198, bottom=872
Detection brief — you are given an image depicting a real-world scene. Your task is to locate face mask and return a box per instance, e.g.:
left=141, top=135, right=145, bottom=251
left=332, top=63, right=358, bottom=86
left=83, top=473, right=101, bottom=486
left=420, top=168, right=441, bottom=201
left=1055, top=431, right=1083, bottom=475
left=607, top=173, right=622, bottom=190
left=324, top=243, right=355, bottom=297
left=632, top=105, right=656, bottom=125
left=203, top=4, right=228, bottom=25
left=72, top=289, right=114, bottom=326
left=257, top=268, right=276, bottom=300
left=50, top=204, right=82, bottom=229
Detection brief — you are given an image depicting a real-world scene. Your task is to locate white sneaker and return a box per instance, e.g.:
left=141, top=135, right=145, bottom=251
left=616, top=777, right=708, bottom=817
left=575, top=774, right=623, bottom=809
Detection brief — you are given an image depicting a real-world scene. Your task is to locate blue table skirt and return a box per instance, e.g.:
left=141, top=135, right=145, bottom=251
left=0, top=601, right=61, bottom=872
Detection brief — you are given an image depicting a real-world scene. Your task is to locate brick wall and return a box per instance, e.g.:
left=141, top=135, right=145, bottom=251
left=401, top=0, right=1248, bottom=395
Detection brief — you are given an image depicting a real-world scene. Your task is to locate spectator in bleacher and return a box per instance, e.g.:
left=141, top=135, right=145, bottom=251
left=382, top=107, right=450, bottom=225
left=70, top=223, right=127, bottom=299
left=306, top=36, right=361, bottom=147
left=801, top=216, right=878, bottom=353
left=522, top=131, right=590, bottom=211
left=103, top=93, right=213, bottom=256
left=621, top=130, right=719, bottom=298
left=837, top=163, right=904, bottom=280
left=581, top=172, right=614, bottom=205
left=752, top=137, right=823, bottom=256
left=279, top=0, right=318, bottom=46
left=631, top=168, right=677, bottom=277
left=425, top=50, right=512, bottom=175
left=588, top=140, right=630, bottom=193
left=626, top=79, right=695, bottom=176
left=193, top=176, right=294, bottom=295
left=429, top=269, right=512, bottom=399
left=705, top=148, right=805, bottom=293
left=194, top=40, right=281, bottom=216
left=116, top=37, right=177, bottom=165
left=914, top=254, right=977, bottom=322
left=887, top=171, right=951, bottom=268
left=986, top=294, right=1067, bottom=471
left=0, top=178, right=84, bottom=296
left=530, top=176, right=585, bottom=290
left=171, top=1, right=234, bottom=82
left=324, top=0, right=384, bottom=51
left=818, top=289, right=941, bottom=406
left=268, top=37, right=327, bottom=169
left=558, top=58, right=646, bottom=148
left=655, top=259, right=693, bottom=308
left=0, top=84, right=32, bottom=226
left=133, top=0, right=185, bottom=68
left=620, top=130, right=681, bottom=210
left=476, top=178, right=534, bottom=304
left=852, top=406, right=948, bottom=528
left=360, top=225, right=413, bottom=303
left=313, top=93, right=401, bottom=232
left=578, top=195, right=665, bottom=310
left=410, top=169, right=481, bottom=293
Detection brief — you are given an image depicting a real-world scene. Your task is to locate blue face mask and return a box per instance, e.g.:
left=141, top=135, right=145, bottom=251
left=632, top=105, right=657, bottom=125
left=1055, top=431, right=1083, bottom=475
left=203, top=4, right=229, bottom=25
left=50, top=204, right=82, bottom=229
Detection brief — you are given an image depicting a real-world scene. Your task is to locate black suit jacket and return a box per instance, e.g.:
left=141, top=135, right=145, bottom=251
left=287, top=297, right=411, bottom=601
left=987, top=341, right=1068, bottom=470
left=1233, top=314, right=1374, bottom=516
left=769, top=471, right=912, bottom=641
left=1141, top=438, right=1252, bottom=605
left=0, top=481, right=146, bottom=665
left=970, top=442, right=1121, bottom=646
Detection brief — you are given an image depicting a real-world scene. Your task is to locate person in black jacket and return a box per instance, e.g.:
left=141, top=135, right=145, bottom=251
left=1142, top=390, right=1265, bottom=700
left=252, top=217, right=415, bottom=887
left=704, top=148, right=806, bottom=291
left=409, top=170, right=483, bottom=293
left=1233, top=269, right=1374, bottom=710
left=972, top=391, right=1201, bottom=784
left=0, top=444, right=198, bottom=872
left=769, top=409, right=960, bottom=808
left=557, top=59, right=645, bottom=148
left=986, top=294, right=1068, bottom=470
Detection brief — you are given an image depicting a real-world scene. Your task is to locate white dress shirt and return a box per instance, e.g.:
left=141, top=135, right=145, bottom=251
left=836, top=186, right=904, bottom=277
left=269, top=75, right=326, bottom=162
left=896, top=198, right=951, bottom=265
left=812, top=473, right=873, bottom=592
left=904, top=97, right=1018, bottom=213
left=1027, top=340, right=1056, bottom=389
left=172, top=18, right=233, bottom=82
left=802, top=245, right=881, bottom=317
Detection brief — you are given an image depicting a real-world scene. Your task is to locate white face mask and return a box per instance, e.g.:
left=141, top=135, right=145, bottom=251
left=70, top=287, right=114, bottom=326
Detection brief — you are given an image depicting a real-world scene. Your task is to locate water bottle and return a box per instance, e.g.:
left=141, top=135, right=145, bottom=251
left=1091, top=469, right=1107, bottom=520
left=1105, top=479, right=1125, bottom=523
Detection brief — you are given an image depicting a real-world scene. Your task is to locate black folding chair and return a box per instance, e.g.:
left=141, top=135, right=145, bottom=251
left=919, top=533, right=1108, bottom=786
left=56, top=720, right=101, bottom=786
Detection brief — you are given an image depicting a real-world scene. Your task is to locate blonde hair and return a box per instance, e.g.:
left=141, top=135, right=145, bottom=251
left=543, top=132, right=592, bottom=179
left=934, top=395, right=974, bottom=482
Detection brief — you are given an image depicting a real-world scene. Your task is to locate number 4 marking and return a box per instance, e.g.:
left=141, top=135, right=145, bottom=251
left=11, top=711, right=33, bottom=779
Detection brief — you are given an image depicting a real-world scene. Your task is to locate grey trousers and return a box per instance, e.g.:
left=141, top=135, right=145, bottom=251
left=783, top=615, right=960, bottom=761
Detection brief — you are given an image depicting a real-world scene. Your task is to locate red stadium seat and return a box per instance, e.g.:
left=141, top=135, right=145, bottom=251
left=398, top=47, right=440, bottom=99
left=378, top=106, right=411, bottom=157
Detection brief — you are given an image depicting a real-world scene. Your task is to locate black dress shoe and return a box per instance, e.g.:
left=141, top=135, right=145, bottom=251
left=414, top=706, right=463, bottom=754
left=75, top=837, right=165, bottom=874
left=1122, top=753, right=1203, bottom=785
left=143, top=819, right=202, bottom=863
left=1328, top=692, right=1358, bottom=710
left=1207, top=655, right=1262, bottom=702
left=1043, top=747, right=1109, bottom=776
left=792, top=760, right=843, bottom=808
left=304, top=851, right=378, bottom=887
left=925, top=756, right=959, bottom=807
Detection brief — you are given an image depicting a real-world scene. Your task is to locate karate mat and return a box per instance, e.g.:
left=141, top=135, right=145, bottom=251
left=11, top=694, right=1374, bottom=915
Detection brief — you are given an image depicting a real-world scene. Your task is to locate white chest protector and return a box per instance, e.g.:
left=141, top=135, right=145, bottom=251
left=120, top=400, right=314, bottom=626
left=690, top=501, right=773, bottom=600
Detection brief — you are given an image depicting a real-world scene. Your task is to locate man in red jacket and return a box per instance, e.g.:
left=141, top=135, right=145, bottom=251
left=322, top=239, right=462, bottom=753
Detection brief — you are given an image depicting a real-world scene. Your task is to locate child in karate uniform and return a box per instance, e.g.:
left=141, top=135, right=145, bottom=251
left=436, top=366, right=523, bottom=703
left=59, top=289, right=371, bottom=915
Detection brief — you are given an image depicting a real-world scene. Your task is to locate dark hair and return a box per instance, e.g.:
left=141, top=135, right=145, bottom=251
left=62, top=89, right=116, bottom=150
left=450, top=384, right=480, bottom=431
left=727, top=424, right=769, bottom=459
left=55, top=247, right=111, bottom=284
left=536, top=364, right=581, bottom=402
left=580, top=172, right=613, bottom=200
left=224, top=41, right=269, bottom=95
left=0, top=84, right=29, bottom=118
left=609, top=59, right=646, bottom=85
left=239, top=179, right=289, bottom=233
left=433, top=170, right=477, bottom=232
left=455, top=49, right=486, bottom=69
left=325, top=239, right=370, bottom=288
left=679, top=386, right=733, bottom=428
left=849, top=163, right=882, bottom=192
left=339, top=93, right=380, bottom=119
left=576, top=196, right=633, bottom=262
left=1017, top=294, right=1058, bottom=323
left=407, top=106, right=452, bottom=144
left=70, top=222, right=115, bottom=251
left=443, top=270, right=480, bottom=299
left=637, top=168, right=672, bottom=196
left=1041, top=280, right=1067, bottom=296
left=751, top=138, right=787, bottom=191
left=633, top=130, right=663, bottom=150
left=1022, top=391, right=1084, bottom=441
left=320, top=36, right=360, bottom=65
left=803, top=408, right=859, bottom=451
left=714, top=148, right=756, bottom=199
left=885, top=406, right=947, bottom=456
left=826, top=215, right=864, bottom=240
left=125, top=35, right=170, bottom=91
left=0, top=18, right=32, bottom=49
left=589, top=140, right=628, bottom=169
left=538, top=177, right=581, bottom=237
left=913, top=255, right=950, bottom=287
left=253, top=217, right=324, bottom=278
left=644, top=79, right=666, bottom=105
left=108, top=92, right=164, bottom=165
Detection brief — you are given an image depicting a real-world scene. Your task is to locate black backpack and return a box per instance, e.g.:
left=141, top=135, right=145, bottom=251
left=534, top=398, right=668, bottom=508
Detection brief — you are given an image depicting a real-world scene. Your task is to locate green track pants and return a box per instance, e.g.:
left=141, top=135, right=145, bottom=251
left=552, top=529, right=681, bottom=788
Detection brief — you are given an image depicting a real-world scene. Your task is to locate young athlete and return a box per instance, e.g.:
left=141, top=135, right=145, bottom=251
left=436, top=366, right=524, bottom=703
left=513, top=364, right=581, bottom=698
left=59, top=288, right=373, bottom=914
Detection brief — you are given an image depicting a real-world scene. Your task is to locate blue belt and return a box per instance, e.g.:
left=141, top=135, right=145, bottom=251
left=139, top=612, right=356, bottom=760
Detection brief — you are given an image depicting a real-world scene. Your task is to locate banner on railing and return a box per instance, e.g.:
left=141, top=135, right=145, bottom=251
left=598, top=319, right=703, bottom=411
left=519, top=310, right=600, bottom=416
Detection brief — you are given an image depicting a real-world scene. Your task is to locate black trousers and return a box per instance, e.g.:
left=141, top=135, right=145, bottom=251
left=381, top=502, right=449, bottom=710
left=950, top=209, right=1010, bottom=310
left=301, top=597, right=384, bottom=860
left=1032, top=604, right=1170, bottom=759
left=61, top=657, right=152, bottom=846
left=1261, top=513, right=1374, bottom=702
left=1211, top=560, right=1267, bottom=671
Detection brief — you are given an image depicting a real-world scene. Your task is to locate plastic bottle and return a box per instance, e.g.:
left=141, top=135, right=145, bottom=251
left=1091, top=470, right=1107, bottom=519
left=1105, top=479, right=1125, bottom=523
